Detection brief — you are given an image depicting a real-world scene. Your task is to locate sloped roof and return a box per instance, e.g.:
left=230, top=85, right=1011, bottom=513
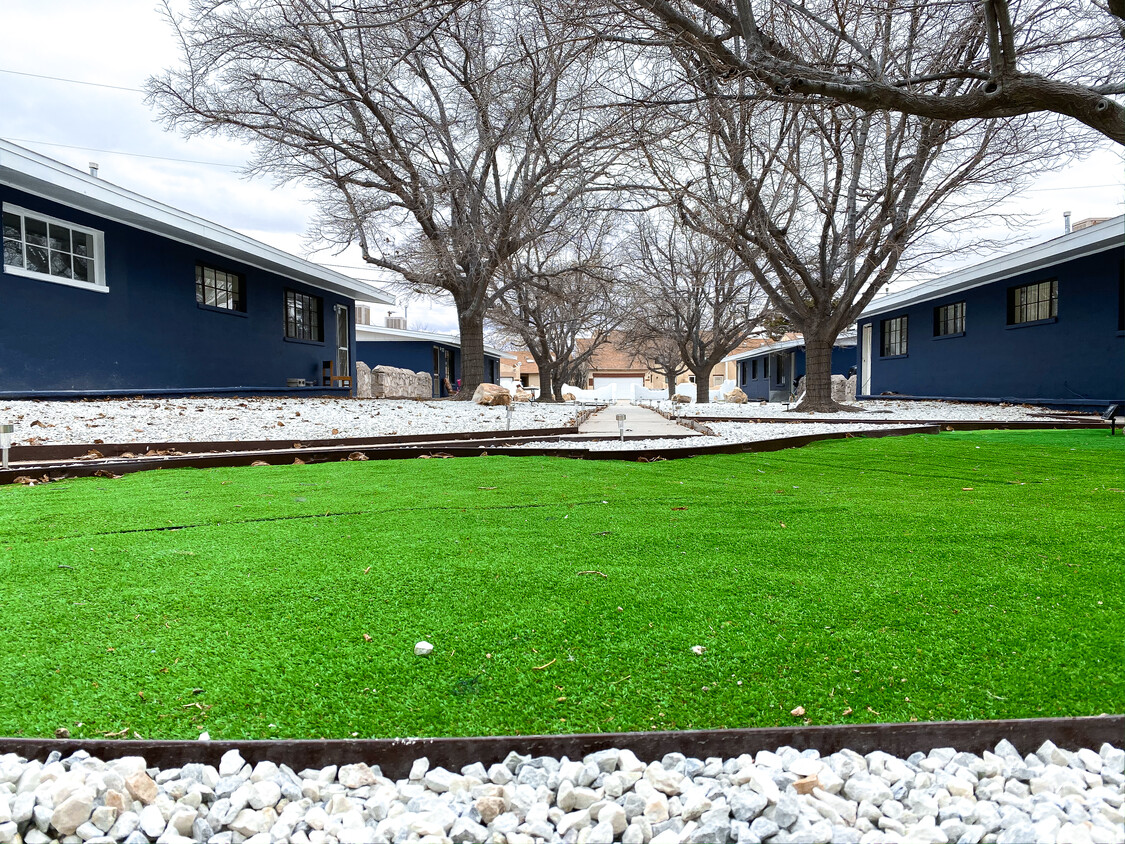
left=0, top=139, right=393, bottom=304
left=723, top=332, right=854, bottom=362
left=860, top=215, right=1124, bottom=319
left=355, top=322, right=512, bottom=359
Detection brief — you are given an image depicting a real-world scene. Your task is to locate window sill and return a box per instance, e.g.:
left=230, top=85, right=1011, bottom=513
left=283, top=336, right=325, bottom=346
left=879, top=353, right=908, bottom=360
left=197, top=302, right=247, bottom=318
left=932, top=331, right=965, bottom=341
left=4, top=264, right=108, bottom=293
left=1006, top=317, right=1057, bottom=329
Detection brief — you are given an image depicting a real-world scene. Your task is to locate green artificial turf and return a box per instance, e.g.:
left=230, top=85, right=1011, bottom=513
left=0, top=429, right=1121, bottom=740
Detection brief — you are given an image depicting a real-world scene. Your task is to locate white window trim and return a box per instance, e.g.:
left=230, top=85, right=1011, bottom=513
left=2, top=203, right=108, bottom=293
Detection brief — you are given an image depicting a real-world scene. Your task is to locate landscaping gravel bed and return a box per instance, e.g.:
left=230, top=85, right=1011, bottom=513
left=0, top=399, right=577, bottom=447
left=652, top=400, right=1092, bottom=423
left=3, top=740, right=1121, bottom=844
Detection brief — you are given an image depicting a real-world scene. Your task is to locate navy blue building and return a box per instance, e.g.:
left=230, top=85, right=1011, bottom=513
left=728, top=336, right=857, bottom=401
left=1, top=141, right=392, bottom=397
left=355, top=322, right=504, bottom=398
left=856, top=216, right=1124, bottom=406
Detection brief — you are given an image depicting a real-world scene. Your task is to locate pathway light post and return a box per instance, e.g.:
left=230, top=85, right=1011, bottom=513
left=1, top=424, right=12, bottom=470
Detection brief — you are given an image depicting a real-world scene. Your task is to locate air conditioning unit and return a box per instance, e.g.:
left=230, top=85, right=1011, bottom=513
left=385, top=316, right=407, bottom=330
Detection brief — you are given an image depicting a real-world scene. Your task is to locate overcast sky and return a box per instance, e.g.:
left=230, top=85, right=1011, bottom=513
left=3, top=0, right=1122, bottom=336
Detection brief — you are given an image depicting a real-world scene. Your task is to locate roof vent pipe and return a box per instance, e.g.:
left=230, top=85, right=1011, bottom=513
left=89, top=162, right=99, bottom=178
left=1063, top=211, right=1071, bottom=234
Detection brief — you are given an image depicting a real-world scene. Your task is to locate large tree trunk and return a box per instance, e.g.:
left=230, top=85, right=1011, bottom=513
left=793, top=329, right=848, bottom=413
left=456, top=304, right=486, bottom=399
left=691, top=366, right=711, bottom=403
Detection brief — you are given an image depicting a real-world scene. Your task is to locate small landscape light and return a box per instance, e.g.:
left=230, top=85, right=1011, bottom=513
left=0, top=424, right=12, bottom=470
left=506, top=402, right=514, bottom=430
left=616, top=413, right=627, bottom=442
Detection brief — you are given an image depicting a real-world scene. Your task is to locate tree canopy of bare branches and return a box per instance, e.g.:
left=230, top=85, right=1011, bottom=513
left=640, top=58, right=1080, bottom=409
left=625, top=213, right=769, bottom=402
left=490, top=211, right=624, bottom=400
left=610, top=0, right=1125, bottom=145
left=148, top=0, right=633, bottom=394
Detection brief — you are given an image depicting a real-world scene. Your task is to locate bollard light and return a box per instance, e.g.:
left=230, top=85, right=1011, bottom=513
left=506, top=402, right=514, bottom=430
left=0, top=424, right=12, bottom=470
left=616, top=413, right=627, bottom=442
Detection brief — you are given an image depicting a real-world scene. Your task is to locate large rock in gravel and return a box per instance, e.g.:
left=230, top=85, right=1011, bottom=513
left=355, top=361, right=372, bottom=398
left=472, top=383, right=511, bottom=406
left=726, top=388, right=748, bottom=404
left=371, top=366, right=431, bottom=399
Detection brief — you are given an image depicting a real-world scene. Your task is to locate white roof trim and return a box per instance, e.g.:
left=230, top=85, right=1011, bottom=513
left=860, top=215, right=1125, bottom=319
left=0, top=139, right=394, bottom=304
left=355, top=323, right=512, bottom=359
left=723, top=334, right=857, bottom=363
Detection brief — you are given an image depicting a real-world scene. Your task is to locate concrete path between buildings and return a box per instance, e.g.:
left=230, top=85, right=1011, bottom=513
left=578, top=402, right=701, bottom=439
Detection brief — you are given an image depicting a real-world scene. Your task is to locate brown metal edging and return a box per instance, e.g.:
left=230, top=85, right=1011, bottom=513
left=0, top=715, right=1118, bottom=777
left=0, top=426, right=944, bottom=484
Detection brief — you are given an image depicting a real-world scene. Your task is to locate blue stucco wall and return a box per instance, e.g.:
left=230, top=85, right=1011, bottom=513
left=856, top=248, right=1125, bottom=403
left=737, top=345, right=854, bottom=399
left=0, top=186, right=356, bottom=395
left=356, top=339, right=499, bottom=397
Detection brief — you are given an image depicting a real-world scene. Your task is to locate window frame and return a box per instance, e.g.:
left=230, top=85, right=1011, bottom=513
left=195, top=263, right=246, bottom=315
left=751, top=359, right=758, bottom=380
left=880, top=315, right=908, bottom=358
left=1007, top=279, right=1058, bottom=327
left=284, top=289, right=324, bottom=343
left=933, top=301, right=966, bottom=338
left=2, top=203, right=107, bottom=293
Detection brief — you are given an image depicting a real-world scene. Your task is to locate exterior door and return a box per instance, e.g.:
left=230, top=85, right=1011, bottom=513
left=432, top=346, right=441, bottom=397
left=334, top=305, right=349, bottom=376
left=861, top=323, right=872, bottom=395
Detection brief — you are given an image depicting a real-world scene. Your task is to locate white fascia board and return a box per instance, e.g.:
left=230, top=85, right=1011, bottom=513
left=355, top=323, right=508, bottom=358
left=860, top=215, right=1125, bottom=319
left=722, top=334, right=857, bottom=363
left=0, top=140, right=394, bottom=304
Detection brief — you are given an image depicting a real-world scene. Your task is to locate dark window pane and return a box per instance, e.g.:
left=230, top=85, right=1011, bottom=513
left=50, top=251, right=73, bottom=278
left=72, top=230, right=89, bottom=257
left=3, top=213, right=21, bottom=240
left=25, top=218, right=47, bottom=247
left=4, top=239, right=23, bottom=268
left=48, top=224, right=71, bottom=252
left=26, top=244, right=48, bottom=274
left=73, top=256, right=89, bottom=282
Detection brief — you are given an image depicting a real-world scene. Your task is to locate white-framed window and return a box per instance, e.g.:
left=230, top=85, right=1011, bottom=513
left=2, top=204, right=107, bottom=292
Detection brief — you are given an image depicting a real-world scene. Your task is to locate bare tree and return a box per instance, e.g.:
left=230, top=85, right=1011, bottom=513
left=148, top=0, right=632, bottom=394
left=609, top=0, right=1125, bottom=144
left=490, top=212, right=623, bottom=400
left=625, top=214, right=768, bottom=402
left=646, top=75, right=1076, bottom=410
left=618, top=331, right=685, bottom=398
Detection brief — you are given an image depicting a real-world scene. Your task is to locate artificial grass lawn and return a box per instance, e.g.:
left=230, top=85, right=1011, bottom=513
left=0, top=429, right=1121, bottom=741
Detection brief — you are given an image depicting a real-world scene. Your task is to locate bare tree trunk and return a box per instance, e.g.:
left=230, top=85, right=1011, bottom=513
left=457, top=306, right=487, bottom=398
left=794, top=331, right=841, bottom=412
left=692, top=367, right=711, bottom=403
left=667, top=379, right=677, bottom=399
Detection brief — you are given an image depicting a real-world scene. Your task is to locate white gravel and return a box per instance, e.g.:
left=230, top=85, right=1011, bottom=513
left=650, top=399, right=1089, bottom=423
left=0, top=398, right=578, bottom=446
left=3, top=740, right=1121, bottom=844
left=512, top=423, right=909, bottom=452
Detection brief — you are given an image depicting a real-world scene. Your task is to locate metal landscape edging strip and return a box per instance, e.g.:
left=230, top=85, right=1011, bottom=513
left=0, top=716, right=1120, bottom=778
left=0, top=425, right=942, bottom=484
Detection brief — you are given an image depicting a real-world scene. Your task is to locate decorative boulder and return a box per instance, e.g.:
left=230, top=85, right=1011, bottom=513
left=562, top=393, right=576, bottom=402
left=830, top=374, right=850, bottom=404
left=473, top=383, right=511, bottom=406
left=726, top=387, right=748, bottom=404
left=513, top=386, right=533, bottom=402
left=355, top=361, right=372, bottom=398
left=672, top=394, right=691, bottom=404
left=371, top=365, right=431, bottom=399
left=845, top=374, right=857, bottom=402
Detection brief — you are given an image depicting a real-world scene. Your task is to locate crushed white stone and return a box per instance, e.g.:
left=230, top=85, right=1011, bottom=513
left=0, top=740, right=1120, bottom=843
left=0, top=398, right=578, bottom=446
left=654, top=399, right=1088, bottom=423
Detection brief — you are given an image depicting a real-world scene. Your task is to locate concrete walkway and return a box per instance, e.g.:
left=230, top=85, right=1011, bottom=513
left=578, top=402, right=700, bottom=438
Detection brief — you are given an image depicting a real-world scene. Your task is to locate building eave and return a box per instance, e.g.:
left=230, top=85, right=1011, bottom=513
left=354, top=323, right=510, bottom=358
left=860, top=215, right=1125, bottom=319
left=0, top=139, right=393, bottom=304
